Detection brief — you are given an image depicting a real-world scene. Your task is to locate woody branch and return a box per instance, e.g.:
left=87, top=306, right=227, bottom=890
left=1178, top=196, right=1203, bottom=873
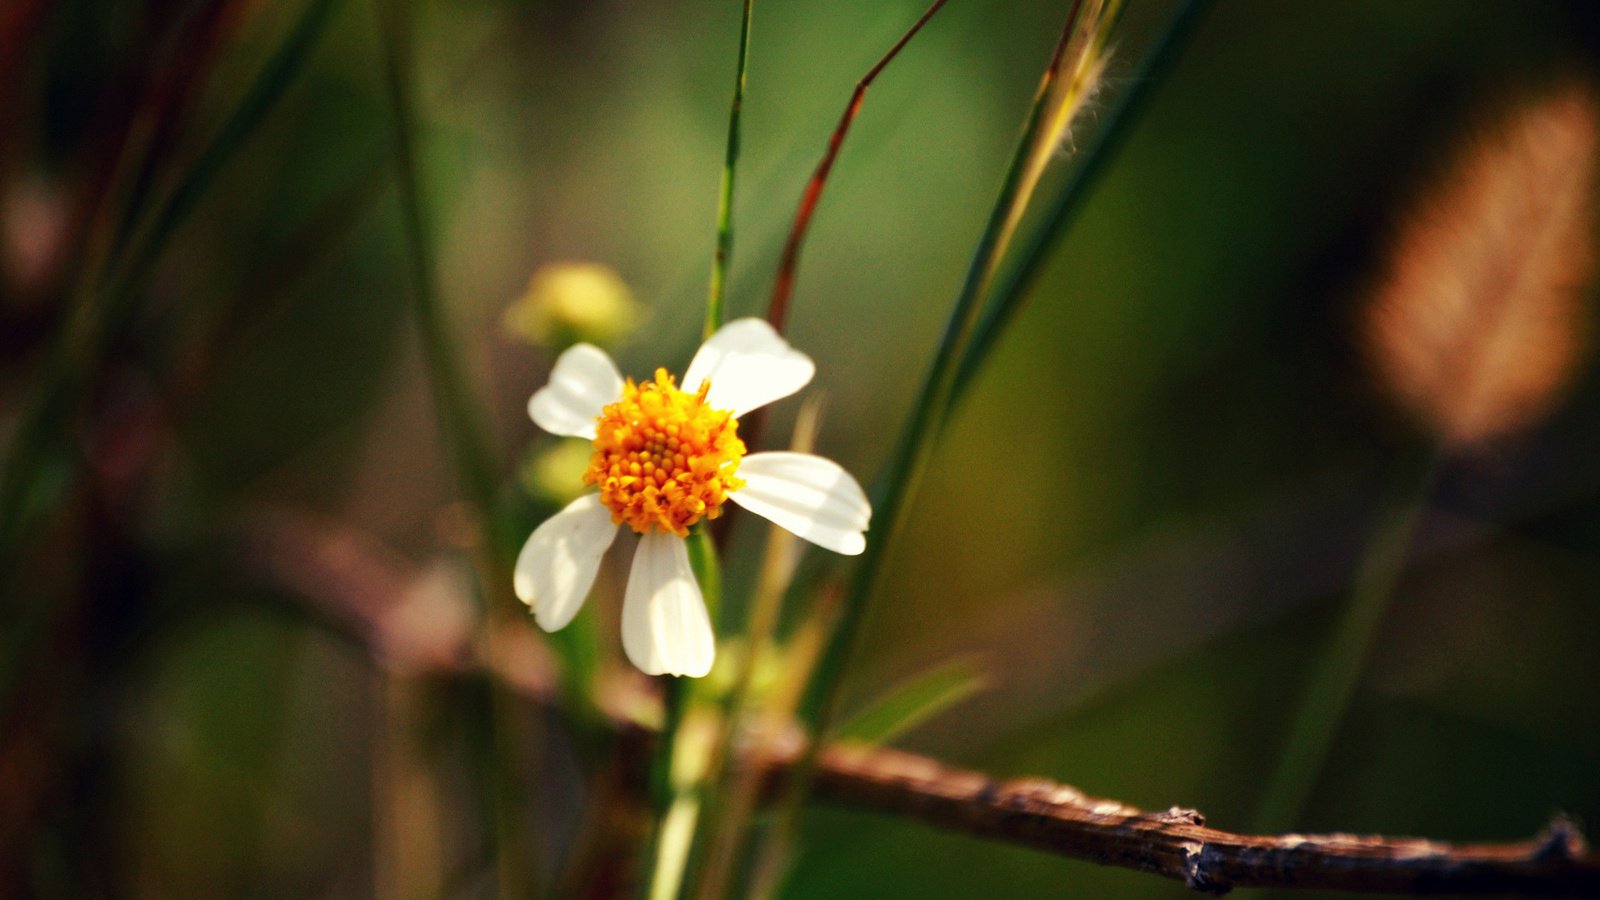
left=251, top=515, right=1600, bottom=897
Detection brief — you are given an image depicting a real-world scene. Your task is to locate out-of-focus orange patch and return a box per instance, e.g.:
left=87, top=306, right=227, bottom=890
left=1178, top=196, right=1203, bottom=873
left=1366, top=85, right=1597, bottom=448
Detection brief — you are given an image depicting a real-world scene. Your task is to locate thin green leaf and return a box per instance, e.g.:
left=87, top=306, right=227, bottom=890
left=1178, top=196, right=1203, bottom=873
left=1252, top=457, right=1437, bottom=833
left=949, top=0, right=1212, bottom=404
left=836, top=657, right=988, bottom=745
left=705, top=0, right=754, bottom=337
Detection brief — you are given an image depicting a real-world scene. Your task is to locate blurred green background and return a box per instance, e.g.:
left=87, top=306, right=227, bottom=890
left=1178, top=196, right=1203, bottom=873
left=2, top=0, right=1598, bottom=897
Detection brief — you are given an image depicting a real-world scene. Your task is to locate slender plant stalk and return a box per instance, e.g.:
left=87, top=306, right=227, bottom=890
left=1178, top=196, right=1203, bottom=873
left=705, top=0, right=754, bottom=337
left=645, top=704, right=716, bottom=900
left=688, top=400, right=817, bottom=900
left=642, top=5, right=757, bottom=891
left=644, top=529, right=722, bottom=900
left=765, top=0, right=950, bottom=333
left=950, top=0, right=1211, bottom=404
left=372, top=1, right=536, bottom=895
left=1252, top=458, right=1439, bottom=833
left=372, top=0, right=501, bottom=566
left=0, top=0, right=346, bottom=715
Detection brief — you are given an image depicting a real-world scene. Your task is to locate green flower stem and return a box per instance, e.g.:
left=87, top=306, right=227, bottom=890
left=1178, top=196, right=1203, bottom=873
left=1252, top=455, right=1439, bottom=833
left=0, top=0, right=346, bottom=717
left=705, top=0, right=754, bottom=338
left=949, top=0, right=1211, bottom=405
left=644, top=528, right=722, bottom=900
left=689, top=402, right=817, bottom=900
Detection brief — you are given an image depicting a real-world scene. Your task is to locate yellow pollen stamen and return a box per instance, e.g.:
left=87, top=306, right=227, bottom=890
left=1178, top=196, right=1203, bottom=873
left=585, top=368, right=745, bottom=536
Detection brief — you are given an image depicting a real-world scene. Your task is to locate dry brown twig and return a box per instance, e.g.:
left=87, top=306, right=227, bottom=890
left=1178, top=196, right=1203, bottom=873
left=791, top=742, right=1597, bottom=896
left=246, top=514, right=1600, bottom=897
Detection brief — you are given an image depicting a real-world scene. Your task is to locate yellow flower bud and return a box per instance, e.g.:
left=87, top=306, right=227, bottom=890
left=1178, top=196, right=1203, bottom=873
left=504, top=262, right=639, bottom=350
left=519, top=438, right=595, bottom=507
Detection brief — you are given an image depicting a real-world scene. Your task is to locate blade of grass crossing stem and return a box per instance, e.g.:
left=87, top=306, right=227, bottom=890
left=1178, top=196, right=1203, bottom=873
left=835, top=656, right=987, bottom=745
left=766, top=0, right=949, bottom=333
left=705, top=0, right=753, bottom=338
left=0, top=0, right=345, bottom=716
left=949, top=0, right=1211, bottom=405
left=1252, top=457, right=1439, bottom=833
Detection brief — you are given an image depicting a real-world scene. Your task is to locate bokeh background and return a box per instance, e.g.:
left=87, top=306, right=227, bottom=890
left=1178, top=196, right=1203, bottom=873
left=3, top=0, right=1598, bottom=897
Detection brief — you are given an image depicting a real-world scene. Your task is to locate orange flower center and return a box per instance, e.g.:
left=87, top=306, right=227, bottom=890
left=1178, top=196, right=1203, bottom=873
left=584, top=369, right=745, bottom=536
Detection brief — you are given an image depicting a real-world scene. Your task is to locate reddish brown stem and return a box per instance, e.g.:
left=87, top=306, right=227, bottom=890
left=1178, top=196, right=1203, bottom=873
left=765, top=0, right=949, bottom=334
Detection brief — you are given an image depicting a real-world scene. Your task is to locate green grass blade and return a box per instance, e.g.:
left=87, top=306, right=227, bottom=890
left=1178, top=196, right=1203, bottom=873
left=949, top=0, right=1211, bottom=404
left=835, top=657, right=987, bottom=745
left=1252, top=458, right=1438, bottom=833
left=705, top=0, right=754, bottom=337
left=373, top=2, right=542, bottom=894
left=373, top=0, right=501, bottom=568
left=748, top=5, right=1120, bottom=887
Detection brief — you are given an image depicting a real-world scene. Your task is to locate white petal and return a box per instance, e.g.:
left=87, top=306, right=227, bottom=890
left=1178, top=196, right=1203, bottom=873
left=682, top=318, right=815, bottom=416
left=621, top=531, right=714, bottom=677
left=729, top=452, right=871, bottom=556
left=528, top=343, right=623, bottom=439
left=514, top=493, right=620, bottom=631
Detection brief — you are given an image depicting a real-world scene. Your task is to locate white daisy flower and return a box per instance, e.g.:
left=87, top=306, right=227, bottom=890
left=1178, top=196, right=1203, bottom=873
left=516, top=318, right=871, bottom=678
